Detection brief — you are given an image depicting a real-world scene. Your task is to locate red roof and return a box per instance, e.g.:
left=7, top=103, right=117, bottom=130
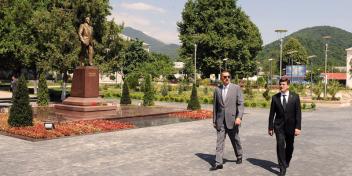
left=321, top=73, right=346, bottom=80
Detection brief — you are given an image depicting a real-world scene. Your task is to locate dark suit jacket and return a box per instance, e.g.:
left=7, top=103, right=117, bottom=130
left=268, top=91, right=302, bottom=134
left=213, top=83, right=244, bottom=130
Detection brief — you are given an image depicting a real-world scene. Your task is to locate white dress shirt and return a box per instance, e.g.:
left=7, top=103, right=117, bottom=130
left=280, top=91, right=289, bottom=105
left=222, top=84, right=230, bottom=101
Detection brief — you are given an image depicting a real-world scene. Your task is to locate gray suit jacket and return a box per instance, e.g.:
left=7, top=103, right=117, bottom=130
left=213, top=83, right=244, bottom=130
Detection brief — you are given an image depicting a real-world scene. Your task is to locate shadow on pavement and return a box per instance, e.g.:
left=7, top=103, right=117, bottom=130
left=195, top=153, right=236, bottom=166
left=246, top=158, right=279, bottom=175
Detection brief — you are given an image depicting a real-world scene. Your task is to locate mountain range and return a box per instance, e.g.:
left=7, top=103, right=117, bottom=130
left=123, top=26, right=352, bottom=68
left=122, top=27, right=179, bottom=59
left=257, top=26, right=352, bottom=67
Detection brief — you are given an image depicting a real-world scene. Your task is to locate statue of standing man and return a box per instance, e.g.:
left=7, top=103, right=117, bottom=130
left=78, top=16, right=94, bottom=66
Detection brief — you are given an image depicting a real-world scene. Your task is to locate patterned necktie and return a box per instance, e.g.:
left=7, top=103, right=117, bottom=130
left=282, top=95, right=287, bottom=110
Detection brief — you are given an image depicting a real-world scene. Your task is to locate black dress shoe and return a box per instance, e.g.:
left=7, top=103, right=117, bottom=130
left=279, top=167, right=286, bottom=176
left=209, top=164, right=223, bottom=171
left=236, top=158, right=242, bottom=164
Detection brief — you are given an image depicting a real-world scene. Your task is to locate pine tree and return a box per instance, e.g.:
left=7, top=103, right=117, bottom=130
left=120, top=81, right=131, bottom=105
left=37, top=72, right=49, bottom=106
left=187, top=83, right=201, bottom=110
left=8, top=75, right=33, bottom=127
left=143, top=75, right=154, bottom=106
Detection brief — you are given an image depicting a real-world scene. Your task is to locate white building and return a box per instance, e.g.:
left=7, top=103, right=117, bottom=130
left=346, top=48, right=352, bottom=88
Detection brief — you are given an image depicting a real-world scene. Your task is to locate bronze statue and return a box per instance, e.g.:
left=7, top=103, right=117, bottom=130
left=78, top=17, right=94, bottom=66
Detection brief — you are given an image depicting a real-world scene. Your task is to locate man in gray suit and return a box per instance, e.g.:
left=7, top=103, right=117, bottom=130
left=210, top=71, right=244, bottom=171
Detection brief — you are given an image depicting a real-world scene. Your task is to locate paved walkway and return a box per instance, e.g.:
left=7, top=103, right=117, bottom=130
left=1, top=106, right=352, bottom=176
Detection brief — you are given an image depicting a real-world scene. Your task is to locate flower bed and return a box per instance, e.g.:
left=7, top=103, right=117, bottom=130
left=0, top=113, right=134, bottom=140
left=171, top=110, right=212, bottom=120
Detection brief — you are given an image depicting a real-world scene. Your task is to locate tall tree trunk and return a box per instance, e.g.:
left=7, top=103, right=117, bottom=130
left=61, top=71, right=68, bottom=101
left=33, top=67, right=38, bottom=95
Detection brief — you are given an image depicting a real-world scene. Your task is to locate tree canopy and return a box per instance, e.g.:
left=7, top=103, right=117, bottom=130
left=177, top=0, right=262, bottom=78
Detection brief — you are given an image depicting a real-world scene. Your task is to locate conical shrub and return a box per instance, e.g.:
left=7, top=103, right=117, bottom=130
left=187, top=83, right=201, bottom=110
left=37, top=72, right=49, bottom=106
left=120, top=81, right=131, bottom=105
left=143, top=74, right=154, bottom=106
left=8, top=75, right=33, bottom=127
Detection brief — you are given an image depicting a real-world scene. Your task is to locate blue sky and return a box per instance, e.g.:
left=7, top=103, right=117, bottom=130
left=109, top=0, right=352, bottom=45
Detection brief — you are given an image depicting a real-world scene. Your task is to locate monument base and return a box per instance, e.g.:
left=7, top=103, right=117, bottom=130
left=54, top=66, right=116, bottom=115
left=55, top=97, right=116, bottom=112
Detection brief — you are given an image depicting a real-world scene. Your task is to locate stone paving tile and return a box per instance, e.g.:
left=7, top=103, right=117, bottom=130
left=1, top=106, right=352, bottom=176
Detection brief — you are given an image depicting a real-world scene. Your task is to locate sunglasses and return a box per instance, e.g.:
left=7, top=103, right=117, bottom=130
left=222, top=76, right=231, bottom=79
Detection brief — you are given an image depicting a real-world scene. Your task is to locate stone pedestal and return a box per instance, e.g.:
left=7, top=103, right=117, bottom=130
left=71, top=66, right=99, bottom=97
left=54, top=66, right=116, bottom=114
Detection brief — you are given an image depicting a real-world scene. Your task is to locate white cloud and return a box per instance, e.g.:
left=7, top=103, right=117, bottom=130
left=121, top=2, right=165, bottom=13
left=109, top=12, right=179, bottom=44
left=109, top=12, right=151, bottom=27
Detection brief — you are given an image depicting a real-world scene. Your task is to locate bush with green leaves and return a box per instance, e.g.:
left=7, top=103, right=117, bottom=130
left=8, top=75, right=33, bottom=127
left=37, top=72, right=49, bottom=106
left=256, top=76, right=266, bottom=88
left=244, top=80, right=254, bottom=99
left=311, top=102, right=316, bottom=109
left=161, top=83, right=168, bottom=97
left=120, top=81, right=131, bottom=105
left=250, top=102, right=257, bottom=107
left=262, top=87, right=271, bottom=101
left=261, top=102, right=268, bottom=108
left=312, top=81, right=324, bottom=100
left=328, top=80, right=341, bottom=100
left=178, top=84, right=183, bottom=95
left=143, top=75, right=154, bottom=106
left=203, top=87, right=209, bottom=95
left=187, top=83, right=201, bottom=110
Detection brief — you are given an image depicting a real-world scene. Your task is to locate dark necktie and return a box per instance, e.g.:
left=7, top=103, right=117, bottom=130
left=282, top=95, right=287, bottom=110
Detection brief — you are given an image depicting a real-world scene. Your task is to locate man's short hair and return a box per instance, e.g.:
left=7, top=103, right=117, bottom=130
left=221, top=70, right=231, bottom=76
left=279, top=77, right=290, bottom=85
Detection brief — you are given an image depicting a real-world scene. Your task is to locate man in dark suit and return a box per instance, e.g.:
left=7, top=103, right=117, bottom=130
left=210, top=71, right=244, bottom=171
left=268, top=77, right=302, bottom=176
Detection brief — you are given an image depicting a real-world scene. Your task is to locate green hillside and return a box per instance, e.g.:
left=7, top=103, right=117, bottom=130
left=122, top=27, right=179, bottom=59
left=257, top=26, right=352, bottom=69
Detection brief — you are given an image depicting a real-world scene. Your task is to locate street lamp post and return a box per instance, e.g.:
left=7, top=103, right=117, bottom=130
left=287, top=50, right=298, bottom=82
left=307, top=55, right=317, bottom=97
left=322, top=36, right=331, bottom=98
left=194, top=44, right=197, bottom=84
left=268, top=58, right=273, bottom=87
left=275, top=29, right=288, bottom=78
left=218, top=59, right=222, bottom=80
left=223, top=58, right=229, bottom=70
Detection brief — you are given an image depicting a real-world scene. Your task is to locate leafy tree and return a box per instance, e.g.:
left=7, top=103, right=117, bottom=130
left=37, top=72, right=49, bottom=106
left=143, top=75, right=154, bottom=106
left=123, top=40, right=151, bottom=75
left=133, top=52, right=175, bottom=79
left=0, top=0, right=112, bottom=100
left=178, top=0, right=262, bottom=78
left=95, top=20, right=124, bottom=74
left=120, top=81, right=131, bottom=105
left=8, top=75, right=33, bottom=127
left=282, top=37, right=308, bottom=70
left=187, top=83, right=201, bottom=110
